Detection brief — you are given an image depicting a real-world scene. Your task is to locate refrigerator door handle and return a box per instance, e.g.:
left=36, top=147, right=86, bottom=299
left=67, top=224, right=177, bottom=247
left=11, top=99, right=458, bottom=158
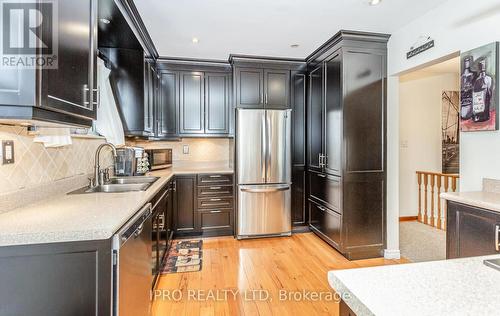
left=266, top=112, right=272, bottom=182
left=240, top=185, right=290, bottom=193
left=261, top=112, right=267, bottom=182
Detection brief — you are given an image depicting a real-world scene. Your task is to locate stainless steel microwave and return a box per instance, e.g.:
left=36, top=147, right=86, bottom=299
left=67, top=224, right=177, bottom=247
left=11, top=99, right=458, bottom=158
left=145, top=148, right=172, bottom=170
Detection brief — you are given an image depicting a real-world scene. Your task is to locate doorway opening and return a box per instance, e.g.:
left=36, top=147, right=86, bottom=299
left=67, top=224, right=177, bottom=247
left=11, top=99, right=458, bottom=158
left=398, top=55, right=460, bottom=262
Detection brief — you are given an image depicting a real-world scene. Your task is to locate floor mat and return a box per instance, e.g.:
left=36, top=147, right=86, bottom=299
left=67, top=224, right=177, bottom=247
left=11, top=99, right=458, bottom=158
left=161, top=240, right=203, bottom=274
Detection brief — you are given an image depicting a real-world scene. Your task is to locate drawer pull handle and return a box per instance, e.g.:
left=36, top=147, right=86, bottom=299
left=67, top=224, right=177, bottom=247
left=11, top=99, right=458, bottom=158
left=317, top=174, right=327, bottom=178
left=210, top=187, right=222, bottom=190
left=209, top=175, right=222, bottom=178
left=318, top=206, right=326, bottom=211
left=210, top=210, right=222, bottom=214
left=210, top=198, right=222, bottom=202
left=496, top=224, right=500, bottom=252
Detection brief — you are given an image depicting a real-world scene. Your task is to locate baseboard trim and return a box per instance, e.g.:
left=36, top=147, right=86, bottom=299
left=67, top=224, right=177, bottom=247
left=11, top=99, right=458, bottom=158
left=399, top=216, right=418, bottom=222
left=384, top=249, right=401, bottom=260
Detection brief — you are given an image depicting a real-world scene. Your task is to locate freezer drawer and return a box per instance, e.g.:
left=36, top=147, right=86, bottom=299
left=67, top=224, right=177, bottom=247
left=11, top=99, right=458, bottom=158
left=237, top=184, right=291, bottom=237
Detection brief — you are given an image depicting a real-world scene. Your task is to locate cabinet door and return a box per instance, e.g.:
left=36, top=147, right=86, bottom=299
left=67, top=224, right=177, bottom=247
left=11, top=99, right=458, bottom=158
left=158, top=71, right=178, bottom=136
left=447, top=202, right=500, bottom=259
left=307, top=65, right=323, bottom=172
left=309, top=199, right=342, bottom=249
left=143, top=61, right=155, bottom=135
left=343, top=50, right=385, bottom=173
left=291, top=71, right=306, bottom=166
left=179, top=71, right=205, bottom=134
left=292, top=168, right=306, bottom=226
left=235, top=68, right=264, bottom=108
left=264, top=69, right=290, bottom=109
left=205, top=73, right=230, bottom=134
left=308, top=171, right=341, bottom=214
left=175, top=175, right=197, bottom=232
left=324, top=53, right=342, bottom=176
left=41, top=0, right=97, bottom=120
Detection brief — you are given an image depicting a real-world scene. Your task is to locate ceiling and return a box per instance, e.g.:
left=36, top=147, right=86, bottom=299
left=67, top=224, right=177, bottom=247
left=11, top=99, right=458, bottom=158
left=134, top=0, right=449, bottom=60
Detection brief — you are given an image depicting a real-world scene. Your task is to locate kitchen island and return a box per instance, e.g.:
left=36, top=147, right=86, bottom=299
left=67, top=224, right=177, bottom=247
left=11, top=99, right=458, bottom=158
left=329, top=255, right=500, bottom=316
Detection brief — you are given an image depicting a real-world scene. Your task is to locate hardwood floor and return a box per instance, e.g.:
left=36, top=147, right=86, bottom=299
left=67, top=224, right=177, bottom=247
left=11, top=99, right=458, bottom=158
left=152, top=233, right=408, bottom=316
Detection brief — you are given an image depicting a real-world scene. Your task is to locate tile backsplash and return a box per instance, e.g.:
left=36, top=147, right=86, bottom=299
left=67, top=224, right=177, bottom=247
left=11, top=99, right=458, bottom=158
left=127, top=138, right=234, bottom=164
left=0, top=125, right=108, bottom=195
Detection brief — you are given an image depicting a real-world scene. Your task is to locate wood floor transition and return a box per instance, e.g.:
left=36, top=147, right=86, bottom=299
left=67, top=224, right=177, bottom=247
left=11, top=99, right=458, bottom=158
left=152, top=232, right=408, bottom=316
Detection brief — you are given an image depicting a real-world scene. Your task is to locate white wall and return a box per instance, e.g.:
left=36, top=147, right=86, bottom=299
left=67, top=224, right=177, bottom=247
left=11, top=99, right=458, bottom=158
left=385, top=0, right=500, bottom=255
left=399, top=73, right=459, bottom=217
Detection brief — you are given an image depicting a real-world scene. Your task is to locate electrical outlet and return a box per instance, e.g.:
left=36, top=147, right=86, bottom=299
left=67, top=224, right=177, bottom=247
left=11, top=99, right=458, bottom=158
left=2, top=140, right=14, bottom=165
left=183, top=145, right=189, bottom=155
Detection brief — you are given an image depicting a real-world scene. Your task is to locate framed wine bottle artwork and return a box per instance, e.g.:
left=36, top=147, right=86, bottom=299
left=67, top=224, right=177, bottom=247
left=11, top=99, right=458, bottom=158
left=460, top=42, right=499, bottom=132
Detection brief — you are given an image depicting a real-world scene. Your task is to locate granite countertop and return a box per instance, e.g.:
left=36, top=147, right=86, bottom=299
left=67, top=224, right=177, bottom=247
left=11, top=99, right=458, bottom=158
left=0, top=161, right=233, bottom=247
left=441, top=191, right=500, bottom=214
left=329, top=255, right=500, bottom=316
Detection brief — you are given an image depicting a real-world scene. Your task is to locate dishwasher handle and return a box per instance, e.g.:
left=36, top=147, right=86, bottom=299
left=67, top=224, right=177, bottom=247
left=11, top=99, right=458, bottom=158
left=114, top=203, right=152, bottom=248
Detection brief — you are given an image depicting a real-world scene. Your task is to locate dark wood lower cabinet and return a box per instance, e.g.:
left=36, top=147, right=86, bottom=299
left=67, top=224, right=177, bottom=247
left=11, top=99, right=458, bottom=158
left=174, top=173, right=235, bottom=237
left=292, top=168, right=307, bottom=226
left=447, top=201, right=500, bottom=259
left=174, top=175, right=198, bottom=234
left=309, top=199, right=342, bottom=249
left=0, top=240, right=112, bottom=315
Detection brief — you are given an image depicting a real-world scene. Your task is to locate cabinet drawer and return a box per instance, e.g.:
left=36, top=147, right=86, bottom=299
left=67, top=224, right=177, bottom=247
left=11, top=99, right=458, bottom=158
left=308, top=172, right=341, bottom=213
left=197, top=185, right=233, bottom=197
left=199, top=209, right=233, bottom=230
left=309, top=200, right=341, bottom=249
left=198, top=197, right=234, bottom=209
left=198, top=173, right=233, bottom=185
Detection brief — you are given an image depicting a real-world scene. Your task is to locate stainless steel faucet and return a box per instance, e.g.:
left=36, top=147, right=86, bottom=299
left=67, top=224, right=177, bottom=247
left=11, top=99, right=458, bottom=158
left=92, top=143, right=117, bottom=187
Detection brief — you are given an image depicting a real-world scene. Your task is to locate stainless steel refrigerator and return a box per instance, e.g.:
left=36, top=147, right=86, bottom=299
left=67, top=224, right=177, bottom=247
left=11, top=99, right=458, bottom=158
left=236, top=109, right=292, bottom=239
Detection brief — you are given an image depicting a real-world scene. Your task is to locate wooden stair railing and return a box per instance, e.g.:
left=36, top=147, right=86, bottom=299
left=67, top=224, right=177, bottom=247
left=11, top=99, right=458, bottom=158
left=416, top=171, right=459, bottom=230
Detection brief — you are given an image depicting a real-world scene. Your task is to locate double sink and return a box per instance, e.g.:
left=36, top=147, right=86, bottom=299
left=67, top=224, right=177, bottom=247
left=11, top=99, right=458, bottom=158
left=70, top=176, right=159, bottom=194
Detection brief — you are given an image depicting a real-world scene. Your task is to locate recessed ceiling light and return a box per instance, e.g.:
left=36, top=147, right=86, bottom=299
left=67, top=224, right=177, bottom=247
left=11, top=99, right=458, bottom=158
left=290, top=44, right=300, bottom=48
left=192, top=37, right=199, bottom=44
left=100, top=18, right=111, bottom=24
left=369, top=0, right=382, bottom=5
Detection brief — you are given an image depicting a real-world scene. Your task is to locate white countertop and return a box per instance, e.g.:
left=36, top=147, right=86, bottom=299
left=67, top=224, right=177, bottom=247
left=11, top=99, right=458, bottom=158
left=441, top=191, right=500, bottom=214
left=0, top=162, right=233, bottom=247
left=329, top=255, right=500, bottom=316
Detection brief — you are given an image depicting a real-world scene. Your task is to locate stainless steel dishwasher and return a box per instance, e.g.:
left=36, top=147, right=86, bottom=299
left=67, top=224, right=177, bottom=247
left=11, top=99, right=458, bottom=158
left=112, top=203, right=153, bottom=316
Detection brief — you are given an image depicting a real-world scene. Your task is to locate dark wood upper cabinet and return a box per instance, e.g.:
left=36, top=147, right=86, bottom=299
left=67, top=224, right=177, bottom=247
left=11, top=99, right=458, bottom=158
left=205, top=73, right=230, bottom=134
left=235, top=68, right=264, bottom=108
left=0, top=0, right=98, bottom=127
left=179, top=71, right=205, bottom=134
left=155, top=63, right=232, bottom=138
left=264, top=69, right=290, bottom=109
left=144, top=61, right=155, bottom=134
left=324, top=53, right=342, bottom=176
left=447, top=201, right=500, bottom=259
left=308, top=65, right=323, bottom=172
left=41, top=0, right=97, bottom=121
left=158, top=71, right=178, bottom=137
left=291, top=72, right=307, bottom=166
left=235, top=66, right=290, bottom=109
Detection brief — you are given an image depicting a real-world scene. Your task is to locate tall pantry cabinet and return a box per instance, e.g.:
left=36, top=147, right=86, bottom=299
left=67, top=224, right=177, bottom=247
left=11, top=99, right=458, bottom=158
left=307, top=31, right=389, bottom=260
